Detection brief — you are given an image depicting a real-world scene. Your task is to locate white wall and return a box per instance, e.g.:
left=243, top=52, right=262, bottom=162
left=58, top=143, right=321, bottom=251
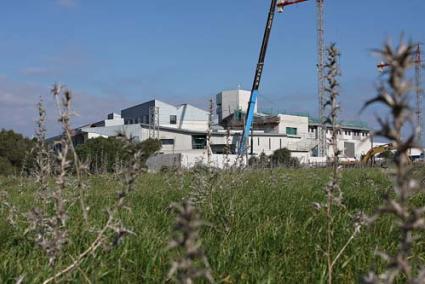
left=277, top=114, right=309, bottom=136
left=217, top=90, right=257, bottom=122
left=177, top=104, right=209, bottom=131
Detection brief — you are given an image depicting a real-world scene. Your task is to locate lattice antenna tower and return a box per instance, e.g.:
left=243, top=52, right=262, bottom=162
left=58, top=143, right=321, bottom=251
left=316, top=0, right=326, bottom=157
left=415, top=44, right=423, bottom=148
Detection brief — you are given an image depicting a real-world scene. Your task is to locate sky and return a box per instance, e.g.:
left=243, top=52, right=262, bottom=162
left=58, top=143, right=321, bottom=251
left=0, top=0, right=424, bottom=141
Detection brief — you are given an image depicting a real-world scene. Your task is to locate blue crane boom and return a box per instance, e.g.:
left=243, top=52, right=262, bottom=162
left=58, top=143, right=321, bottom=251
left=238, top=0, right=278, bottom=155
left=238, top=0, right=309, bottom=155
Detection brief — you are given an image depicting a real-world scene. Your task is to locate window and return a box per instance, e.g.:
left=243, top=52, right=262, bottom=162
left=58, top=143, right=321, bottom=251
left=257, top=137, right=260, bottom=146
left=286, top=127, right=297, bottom=136
left=269, top=138, right=271, bottom=150
left=160, top=139, right=174, bottom=145
left=170, top=115, right=177, bottom=125
left=192, top=135, right=206, bottom=149
left=280, top=139, right=282, bottom=149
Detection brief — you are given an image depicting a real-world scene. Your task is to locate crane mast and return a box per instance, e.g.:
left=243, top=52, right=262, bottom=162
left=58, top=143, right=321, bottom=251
left=415, top=44, right=423, bottom=148
left=317, top=0, right=326, bottom=157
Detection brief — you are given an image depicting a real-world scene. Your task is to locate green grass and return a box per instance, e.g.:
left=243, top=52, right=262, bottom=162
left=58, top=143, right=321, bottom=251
left=1, top=168, right=424, bottom=283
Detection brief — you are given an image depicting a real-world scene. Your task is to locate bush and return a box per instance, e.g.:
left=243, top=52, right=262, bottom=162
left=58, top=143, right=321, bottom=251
left=0, top=129, right=34, bottom=176
left=271, top=148, right=300, bottom=168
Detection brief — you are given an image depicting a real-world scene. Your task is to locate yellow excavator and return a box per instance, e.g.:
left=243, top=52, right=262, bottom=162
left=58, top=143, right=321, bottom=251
left=361, top=143, right=411, bottom=165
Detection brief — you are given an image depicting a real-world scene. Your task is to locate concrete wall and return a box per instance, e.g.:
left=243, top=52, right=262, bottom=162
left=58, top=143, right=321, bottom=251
left=146, top=153, right=181, bottom=172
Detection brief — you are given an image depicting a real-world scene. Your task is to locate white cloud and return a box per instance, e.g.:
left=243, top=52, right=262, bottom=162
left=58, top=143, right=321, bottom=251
left=0, top=76, right=133, bottom=137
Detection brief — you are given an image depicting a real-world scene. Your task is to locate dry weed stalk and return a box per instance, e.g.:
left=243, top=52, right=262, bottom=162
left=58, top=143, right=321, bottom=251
left=167, top=200, right=214, bottom=284
left=26, top=87, right=73, bottom=266
left=24, top=84, right=141, bottom=283
left=207, top=98, right=213, bottom=167
left=42, top=134, right=141, bottom=284
left=33, top=98, right=51, bottom=191
left=314, top=44, right=364, bottom=284
left=52, top=84, right=89, bottom=223
left=223, top=128, right=231, bottom=169
left=362, top=40, right=425, bottom=284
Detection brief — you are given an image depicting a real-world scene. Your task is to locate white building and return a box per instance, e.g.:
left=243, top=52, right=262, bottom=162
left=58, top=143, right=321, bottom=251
left=121, top=100, right=208, bottom=131
left=216, top=89, right=256, bottom=123
left=64, top=89, right=374, bottom=168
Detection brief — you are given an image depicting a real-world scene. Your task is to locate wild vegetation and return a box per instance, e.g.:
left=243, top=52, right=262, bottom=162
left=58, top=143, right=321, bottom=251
left=0, top=40, right=424, bottom=283
left=0, top=129, right=34, bottom=176
left=1, top=167, right=424, bottom=283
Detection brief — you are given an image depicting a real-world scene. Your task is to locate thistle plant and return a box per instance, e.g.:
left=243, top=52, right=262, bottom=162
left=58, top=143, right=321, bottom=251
left=33, top=98, right=51, bottom=191
left=314, top=43, right=364, bottom=284
left=362, top=40, right=425, bottom=284
left=52, top=85, right=89, bottom=223
left=167, top=200, right=214, bottom=284
left=26, top=86, right=73, bottom=267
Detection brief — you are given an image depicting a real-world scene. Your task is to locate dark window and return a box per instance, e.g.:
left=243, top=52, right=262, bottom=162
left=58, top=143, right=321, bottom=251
left=192, top=135, right=206, bottom=149
left=280, top=139, right=282, bottom=149
left=286, top=127, right=297, bottom=136
left=269, top=138, right=271, bottom=150
left=160, top=139, right=174, bottom=145
left=170, top=115, right=177, bottom=124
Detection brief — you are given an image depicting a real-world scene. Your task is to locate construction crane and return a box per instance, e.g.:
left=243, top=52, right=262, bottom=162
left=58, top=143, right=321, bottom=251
left=377, top=44, right=423, bottom=147
left=316, top=0, right=325, bottom=157
left=238, top=0, right=309, bottom=156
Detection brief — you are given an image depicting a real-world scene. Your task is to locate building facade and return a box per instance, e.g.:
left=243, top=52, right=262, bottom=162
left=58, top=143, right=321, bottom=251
left=57, top=89, right=374, bottom=166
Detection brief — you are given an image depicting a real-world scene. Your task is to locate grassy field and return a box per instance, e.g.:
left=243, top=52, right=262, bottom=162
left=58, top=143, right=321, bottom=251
left=1, top=167, right=425, bottom=283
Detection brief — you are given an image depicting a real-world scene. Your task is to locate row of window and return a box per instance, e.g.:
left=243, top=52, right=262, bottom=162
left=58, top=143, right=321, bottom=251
left=309, top=128, right=368, bottom=137
left=124, top=115, right=178, bottom=125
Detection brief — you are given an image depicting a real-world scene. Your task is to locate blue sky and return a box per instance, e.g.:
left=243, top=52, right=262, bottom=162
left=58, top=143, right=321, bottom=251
left=0, top=0, right=424, bottom=139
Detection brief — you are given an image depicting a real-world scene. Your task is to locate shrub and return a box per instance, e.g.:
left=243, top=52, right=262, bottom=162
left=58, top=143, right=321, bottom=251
left=271, top=148, right=299, bottom=168
left=0, top=129, right=34, bottom=176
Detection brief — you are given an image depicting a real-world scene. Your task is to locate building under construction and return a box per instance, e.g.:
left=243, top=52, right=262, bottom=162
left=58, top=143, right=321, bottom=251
left=69, top=89, right=372, bottom=167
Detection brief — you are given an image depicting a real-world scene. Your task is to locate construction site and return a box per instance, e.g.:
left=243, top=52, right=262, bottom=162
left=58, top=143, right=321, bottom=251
left=61, top=0, right=423, bottom=169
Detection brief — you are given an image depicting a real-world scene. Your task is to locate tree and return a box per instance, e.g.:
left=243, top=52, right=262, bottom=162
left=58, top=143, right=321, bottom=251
left=0, top=129, right=34, bottom=175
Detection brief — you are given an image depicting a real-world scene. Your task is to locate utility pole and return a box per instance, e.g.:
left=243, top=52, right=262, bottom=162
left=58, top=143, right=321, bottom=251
left=317, top=0, right=326, bottom=157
